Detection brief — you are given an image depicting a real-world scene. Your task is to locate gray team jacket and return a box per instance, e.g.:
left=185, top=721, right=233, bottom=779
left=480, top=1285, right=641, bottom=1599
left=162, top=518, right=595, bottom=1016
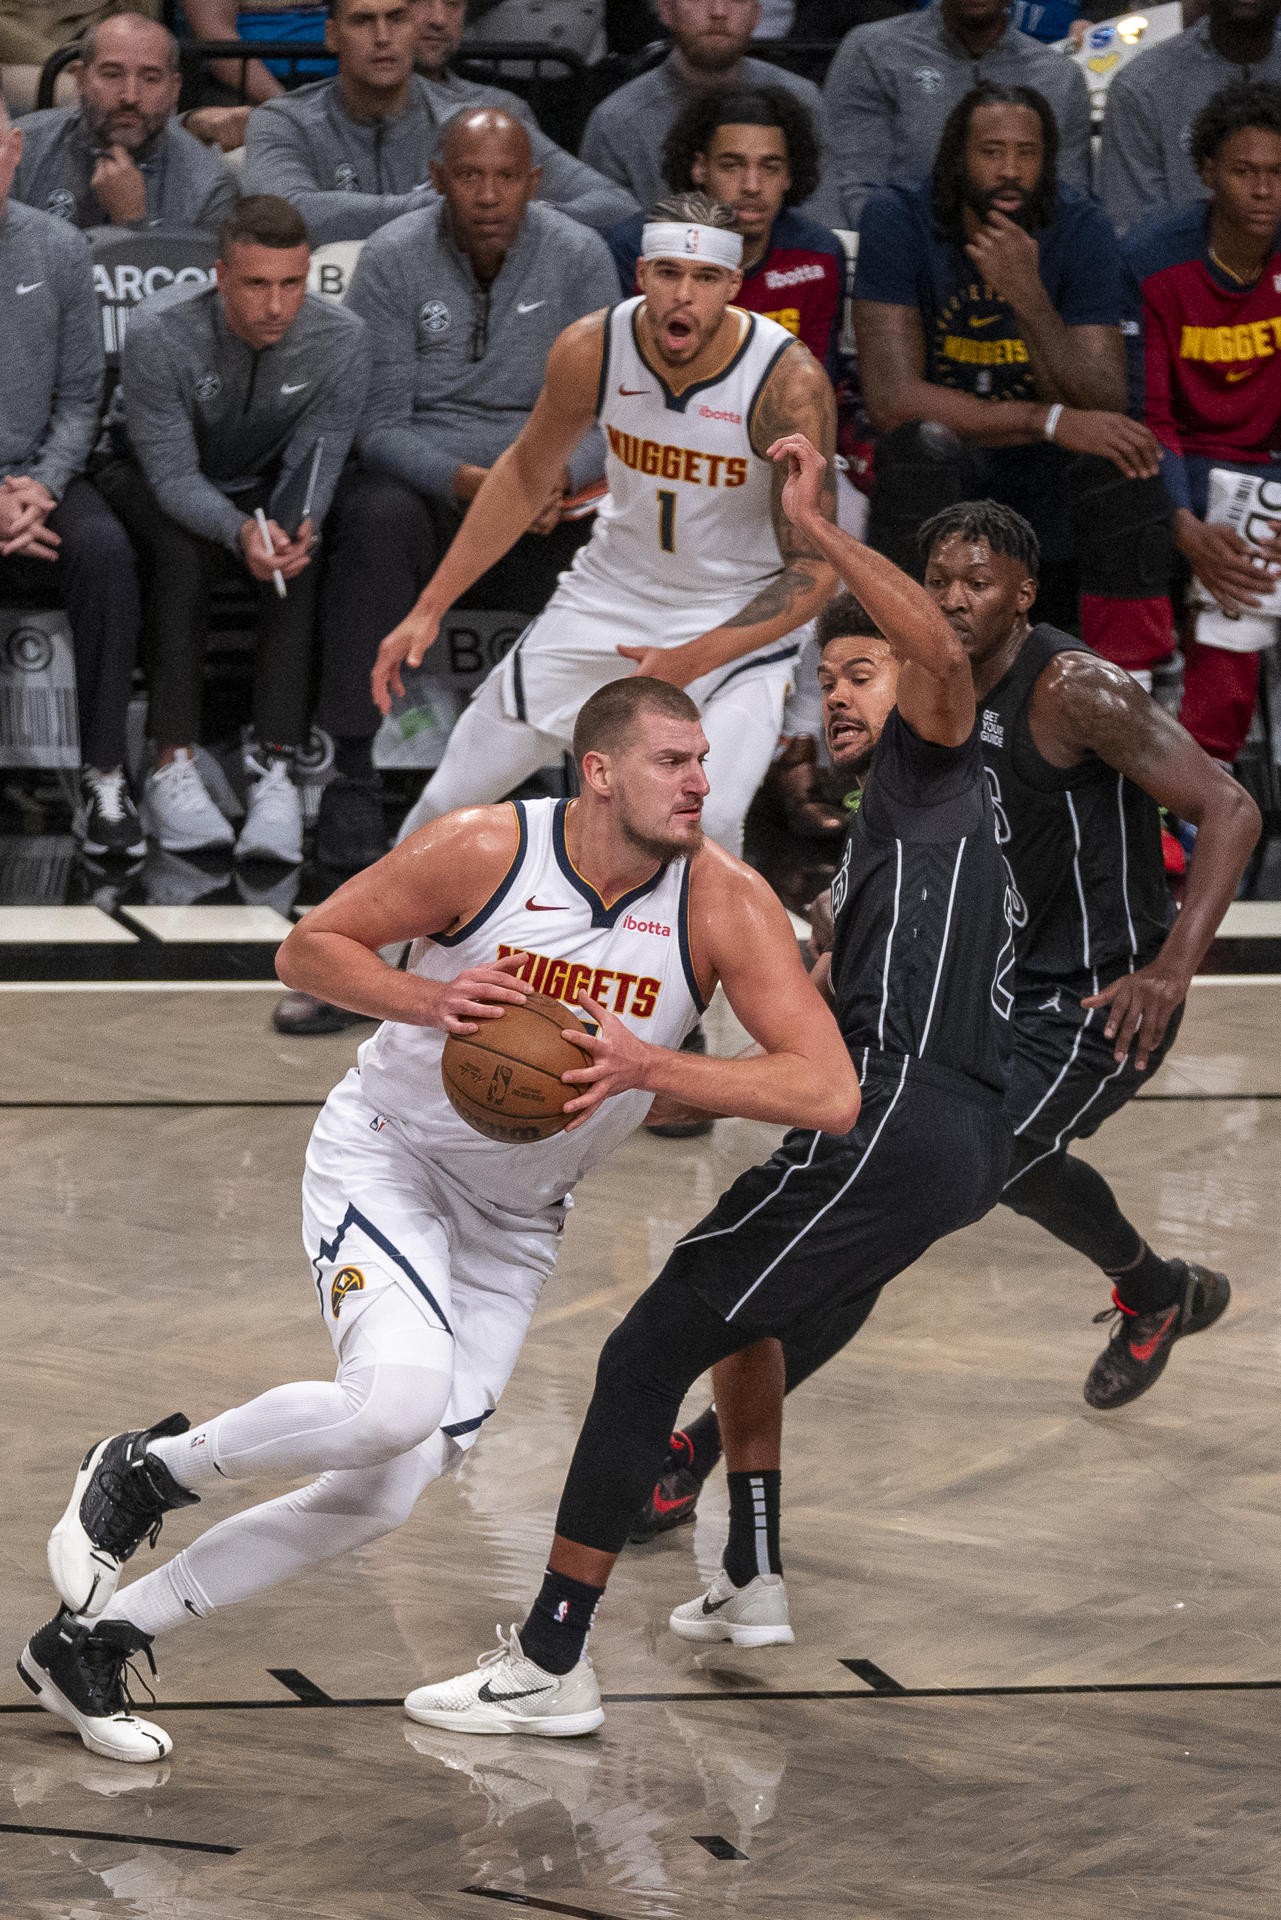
left=348, top=199, right=617, bottom=499
left=580, top=53, right=839, bottom=229
left=1101, top=19, right=1281, bottom=235
left=822, top=0, right=1092, bottom=226
left=13, top=108, right=238, bottom=233
left=119, top=280, right=368, bottom=550
left=0, top=200, right=103, bottom=499
left=243, top=72, right=637, bottom=246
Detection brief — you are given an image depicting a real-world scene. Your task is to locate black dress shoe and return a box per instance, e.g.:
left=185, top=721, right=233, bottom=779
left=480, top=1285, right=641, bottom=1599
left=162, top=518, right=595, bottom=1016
left=272, top=991, right=378, bottom=1037
left=316, top=775, right=389, bottom=873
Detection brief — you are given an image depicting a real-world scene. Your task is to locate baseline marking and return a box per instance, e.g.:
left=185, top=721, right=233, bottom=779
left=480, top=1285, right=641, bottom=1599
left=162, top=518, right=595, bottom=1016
left=0, top=1821, right=239, bottom=1855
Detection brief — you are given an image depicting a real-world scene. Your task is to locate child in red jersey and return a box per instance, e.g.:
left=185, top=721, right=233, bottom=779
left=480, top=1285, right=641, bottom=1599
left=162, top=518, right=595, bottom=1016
left=1125, top=80, right=1281, bottom=763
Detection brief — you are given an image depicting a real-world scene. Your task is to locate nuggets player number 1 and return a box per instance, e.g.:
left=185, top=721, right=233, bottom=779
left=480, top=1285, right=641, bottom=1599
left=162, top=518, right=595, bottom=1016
left=373, top=190, right=838, bottom=859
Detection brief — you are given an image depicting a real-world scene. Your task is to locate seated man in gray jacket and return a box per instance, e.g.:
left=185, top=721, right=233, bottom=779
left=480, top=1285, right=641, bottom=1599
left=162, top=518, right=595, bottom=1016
left=310, top=107, right=618, bottom=876
left=13, top=13, right=237, bottom=232
left=0, top=96, right=145, bottom=862
left=243, top=0, right=636, bottom=245
left=94, top=196, right=368, bottom=868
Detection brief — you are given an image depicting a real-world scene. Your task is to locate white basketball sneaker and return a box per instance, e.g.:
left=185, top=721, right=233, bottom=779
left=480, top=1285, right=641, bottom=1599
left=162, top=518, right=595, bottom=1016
left=669, top=1569, right=794, bottom=1647
left=18, top=1613, right=173, bottom=1763
left=236, top=752, right=302, bottom=866
left=403, top=1625, right=605, bottom=1738
left=142, top=749, right=235, bottom=853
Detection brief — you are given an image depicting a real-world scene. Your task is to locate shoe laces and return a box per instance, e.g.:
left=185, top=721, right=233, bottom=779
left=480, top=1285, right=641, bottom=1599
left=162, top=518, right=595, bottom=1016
left=477, top=1625, right=522, bottom=1672
left=1092, top=1286, right=1136, bottom=1332
left=81, top=1630, right=158, bottom=1720
left=86, top=769, right=129, bottom=823
left=159, top=754, right=213, bottom=814
left=95, top=1458, right=170, bottom=1557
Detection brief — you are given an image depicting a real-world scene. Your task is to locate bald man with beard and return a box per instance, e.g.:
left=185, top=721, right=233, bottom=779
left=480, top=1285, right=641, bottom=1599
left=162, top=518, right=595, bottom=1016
left=303, top=108, right=621, bottom=880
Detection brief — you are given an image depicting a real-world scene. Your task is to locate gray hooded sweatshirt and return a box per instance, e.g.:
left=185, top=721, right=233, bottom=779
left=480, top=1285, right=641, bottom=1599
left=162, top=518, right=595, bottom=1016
left=13, top=108, right=238, bottom=233
left=244, top=72, right=637, bottom=245
left=0, top=199, right=103, bottom=499
left=1101, top=17, right=1281, bottom=235
left=822, top=0, right=1093, bottom=226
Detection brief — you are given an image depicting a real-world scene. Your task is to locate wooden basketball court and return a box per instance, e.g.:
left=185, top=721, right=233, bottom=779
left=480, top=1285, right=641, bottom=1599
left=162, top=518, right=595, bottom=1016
left=2, top=976, right=1279, bottom=1919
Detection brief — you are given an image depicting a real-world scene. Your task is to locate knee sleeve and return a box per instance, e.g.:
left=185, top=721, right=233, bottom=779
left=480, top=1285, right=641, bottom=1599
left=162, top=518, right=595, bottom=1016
left=866, top=423, right=968, bottom=577
left=334, top=1363, right=453, bottom=1464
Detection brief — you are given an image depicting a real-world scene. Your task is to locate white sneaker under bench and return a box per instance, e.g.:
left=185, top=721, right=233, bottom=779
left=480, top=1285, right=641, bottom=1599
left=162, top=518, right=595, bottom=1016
left=403, top=1625, right=604, bottom=1737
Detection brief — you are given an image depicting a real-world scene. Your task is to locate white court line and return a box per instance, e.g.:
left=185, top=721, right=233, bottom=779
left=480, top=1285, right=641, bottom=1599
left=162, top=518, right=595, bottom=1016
left=121, top=905, right=296, bottom=943
left=0, top=980, right=285, bottom=992
left=0, top=907, right=136, bottom=945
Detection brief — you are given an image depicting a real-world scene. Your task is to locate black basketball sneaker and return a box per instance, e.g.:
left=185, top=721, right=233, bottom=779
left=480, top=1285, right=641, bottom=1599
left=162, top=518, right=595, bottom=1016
left=1084, top=1263, right=1230, bottom=1410
left=628, top=1429, right=706, bottom=1543
left=19, top=1611, right=171, bottom=1762
left=48, top=1413, right=200, bottom=1617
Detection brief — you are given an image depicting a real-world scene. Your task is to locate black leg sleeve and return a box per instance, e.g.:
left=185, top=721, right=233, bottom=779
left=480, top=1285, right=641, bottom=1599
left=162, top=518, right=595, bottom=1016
left=553, top=1278, right=749, bottom=1555
left=1002, top=1147, right=1144, bottom=1272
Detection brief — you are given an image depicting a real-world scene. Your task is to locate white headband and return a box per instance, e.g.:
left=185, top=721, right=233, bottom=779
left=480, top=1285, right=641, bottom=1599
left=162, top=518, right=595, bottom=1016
left=640, top=220, right=743, bottom=271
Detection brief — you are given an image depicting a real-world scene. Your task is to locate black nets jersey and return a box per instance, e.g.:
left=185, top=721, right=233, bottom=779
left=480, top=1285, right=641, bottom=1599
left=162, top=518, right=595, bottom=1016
left=977, top=626, right=1174, bottom=989
left=829, top=708, right=1015, bottom=1099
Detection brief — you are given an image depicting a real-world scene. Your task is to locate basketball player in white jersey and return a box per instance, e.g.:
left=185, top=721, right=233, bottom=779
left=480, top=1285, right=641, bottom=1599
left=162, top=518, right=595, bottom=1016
left=22, top=675, right=858, bottom=1764
left=374, top=190, right=838, bottom=861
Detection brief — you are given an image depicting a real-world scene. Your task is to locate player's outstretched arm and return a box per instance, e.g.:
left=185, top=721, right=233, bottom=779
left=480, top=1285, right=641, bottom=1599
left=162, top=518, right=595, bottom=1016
left=771, top=430, right=974, bottom=748
left=1038, top=655, right=1262, bottom=1067
left=560, top=851, right=860, bottom=1134
left=370, top=315, right=608, bottom=714
left=276, top=807, right=532, bottom=1032
left=623, top=343, right=839, bottom=689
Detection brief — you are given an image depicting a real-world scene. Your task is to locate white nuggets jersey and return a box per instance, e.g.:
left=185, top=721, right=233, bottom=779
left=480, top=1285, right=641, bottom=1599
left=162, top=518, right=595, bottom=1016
left=576, top=294, right=796, bottom=604
left=357, top=798, right=704, bottom=1216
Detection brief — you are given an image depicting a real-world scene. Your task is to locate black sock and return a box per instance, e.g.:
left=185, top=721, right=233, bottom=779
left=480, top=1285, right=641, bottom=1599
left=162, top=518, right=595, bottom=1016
left=519, top=1568, right=604, bottom=1676
left=1106, top=1242, right=1183, bottom=1314
left=722, top=1469, right=782, bottom=1589
left=334, top=735, right=375, bottom=783
left=676, top=1406, right=722, bottom=1482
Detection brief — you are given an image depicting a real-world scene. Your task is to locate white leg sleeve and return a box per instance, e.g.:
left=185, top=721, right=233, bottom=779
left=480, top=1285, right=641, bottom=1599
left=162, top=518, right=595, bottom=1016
left=699, top=667, right=791, bottom=858
left=147, top=1287, right=454, bottom=1488
left=397, top=667, right=564, bottom=844
left=110, top=1436, right=451, bottom=1637
left=111, top=1292, right=458, bottom=1639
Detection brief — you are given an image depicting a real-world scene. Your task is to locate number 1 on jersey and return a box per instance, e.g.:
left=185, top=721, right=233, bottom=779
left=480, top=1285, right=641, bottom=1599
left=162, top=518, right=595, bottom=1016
left=656, top=488, right=677, bottom=554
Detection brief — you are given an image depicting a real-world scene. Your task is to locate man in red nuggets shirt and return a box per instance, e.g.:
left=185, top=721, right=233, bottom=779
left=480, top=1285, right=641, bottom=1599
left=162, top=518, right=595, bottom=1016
left=1126, top=81, right=1281, bottom=764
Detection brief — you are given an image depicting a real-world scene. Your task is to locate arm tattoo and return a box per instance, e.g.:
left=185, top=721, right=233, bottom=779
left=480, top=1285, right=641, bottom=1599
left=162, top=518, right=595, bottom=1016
left=719, top=344, right=837, bottom=633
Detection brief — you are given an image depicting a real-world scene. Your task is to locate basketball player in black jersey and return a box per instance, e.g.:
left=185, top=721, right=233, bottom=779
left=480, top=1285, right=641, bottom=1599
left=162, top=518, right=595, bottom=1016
left=632, top=496, right=1264, bottom=1562
left=401, top=431, right=1021, bottom=1728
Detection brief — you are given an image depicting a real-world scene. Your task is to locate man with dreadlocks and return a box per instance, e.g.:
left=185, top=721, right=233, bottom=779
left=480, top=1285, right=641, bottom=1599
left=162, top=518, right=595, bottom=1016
left=633, top=497, right=1260, bottom=1572
left=852, top=82, right=1176, bottom=670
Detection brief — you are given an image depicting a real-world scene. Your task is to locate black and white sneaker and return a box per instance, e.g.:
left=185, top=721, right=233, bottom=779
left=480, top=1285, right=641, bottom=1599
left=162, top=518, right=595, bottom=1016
left=73, top=769, right=146, bottom=860
left=19, top=1612, right=172, bottom=1763
left=48, top=1414, right=200, bottom=1618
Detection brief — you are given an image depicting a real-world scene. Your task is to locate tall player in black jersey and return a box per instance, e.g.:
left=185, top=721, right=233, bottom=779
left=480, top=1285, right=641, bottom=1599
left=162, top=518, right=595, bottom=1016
left=635, top=501, right=1264, bottom=1563
left=400, top=432, right=1019, bottom=1731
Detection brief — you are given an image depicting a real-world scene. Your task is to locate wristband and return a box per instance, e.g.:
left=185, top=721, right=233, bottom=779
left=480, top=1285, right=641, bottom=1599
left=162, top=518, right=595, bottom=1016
left=1044, top=403, right=1064, bottom=442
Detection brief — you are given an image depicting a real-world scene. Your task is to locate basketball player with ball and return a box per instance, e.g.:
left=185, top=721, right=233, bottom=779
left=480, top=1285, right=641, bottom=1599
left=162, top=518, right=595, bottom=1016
left=373, top=188, right=839, bottom=862
left=20, top=673, right=858, bottom=1764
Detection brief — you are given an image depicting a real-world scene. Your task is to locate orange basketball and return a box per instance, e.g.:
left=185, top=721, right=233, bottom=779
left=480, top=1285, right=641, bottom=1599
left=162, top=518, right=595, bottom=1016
left=441, top=991, right=593, bottom=1143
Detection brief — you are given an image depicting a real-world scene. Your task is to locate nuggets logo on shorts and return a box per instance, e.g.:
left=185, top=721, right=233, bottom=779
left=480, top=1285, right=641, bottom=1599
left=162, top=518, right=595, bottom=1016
left=331, top=1266, right=365, bottom=1318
